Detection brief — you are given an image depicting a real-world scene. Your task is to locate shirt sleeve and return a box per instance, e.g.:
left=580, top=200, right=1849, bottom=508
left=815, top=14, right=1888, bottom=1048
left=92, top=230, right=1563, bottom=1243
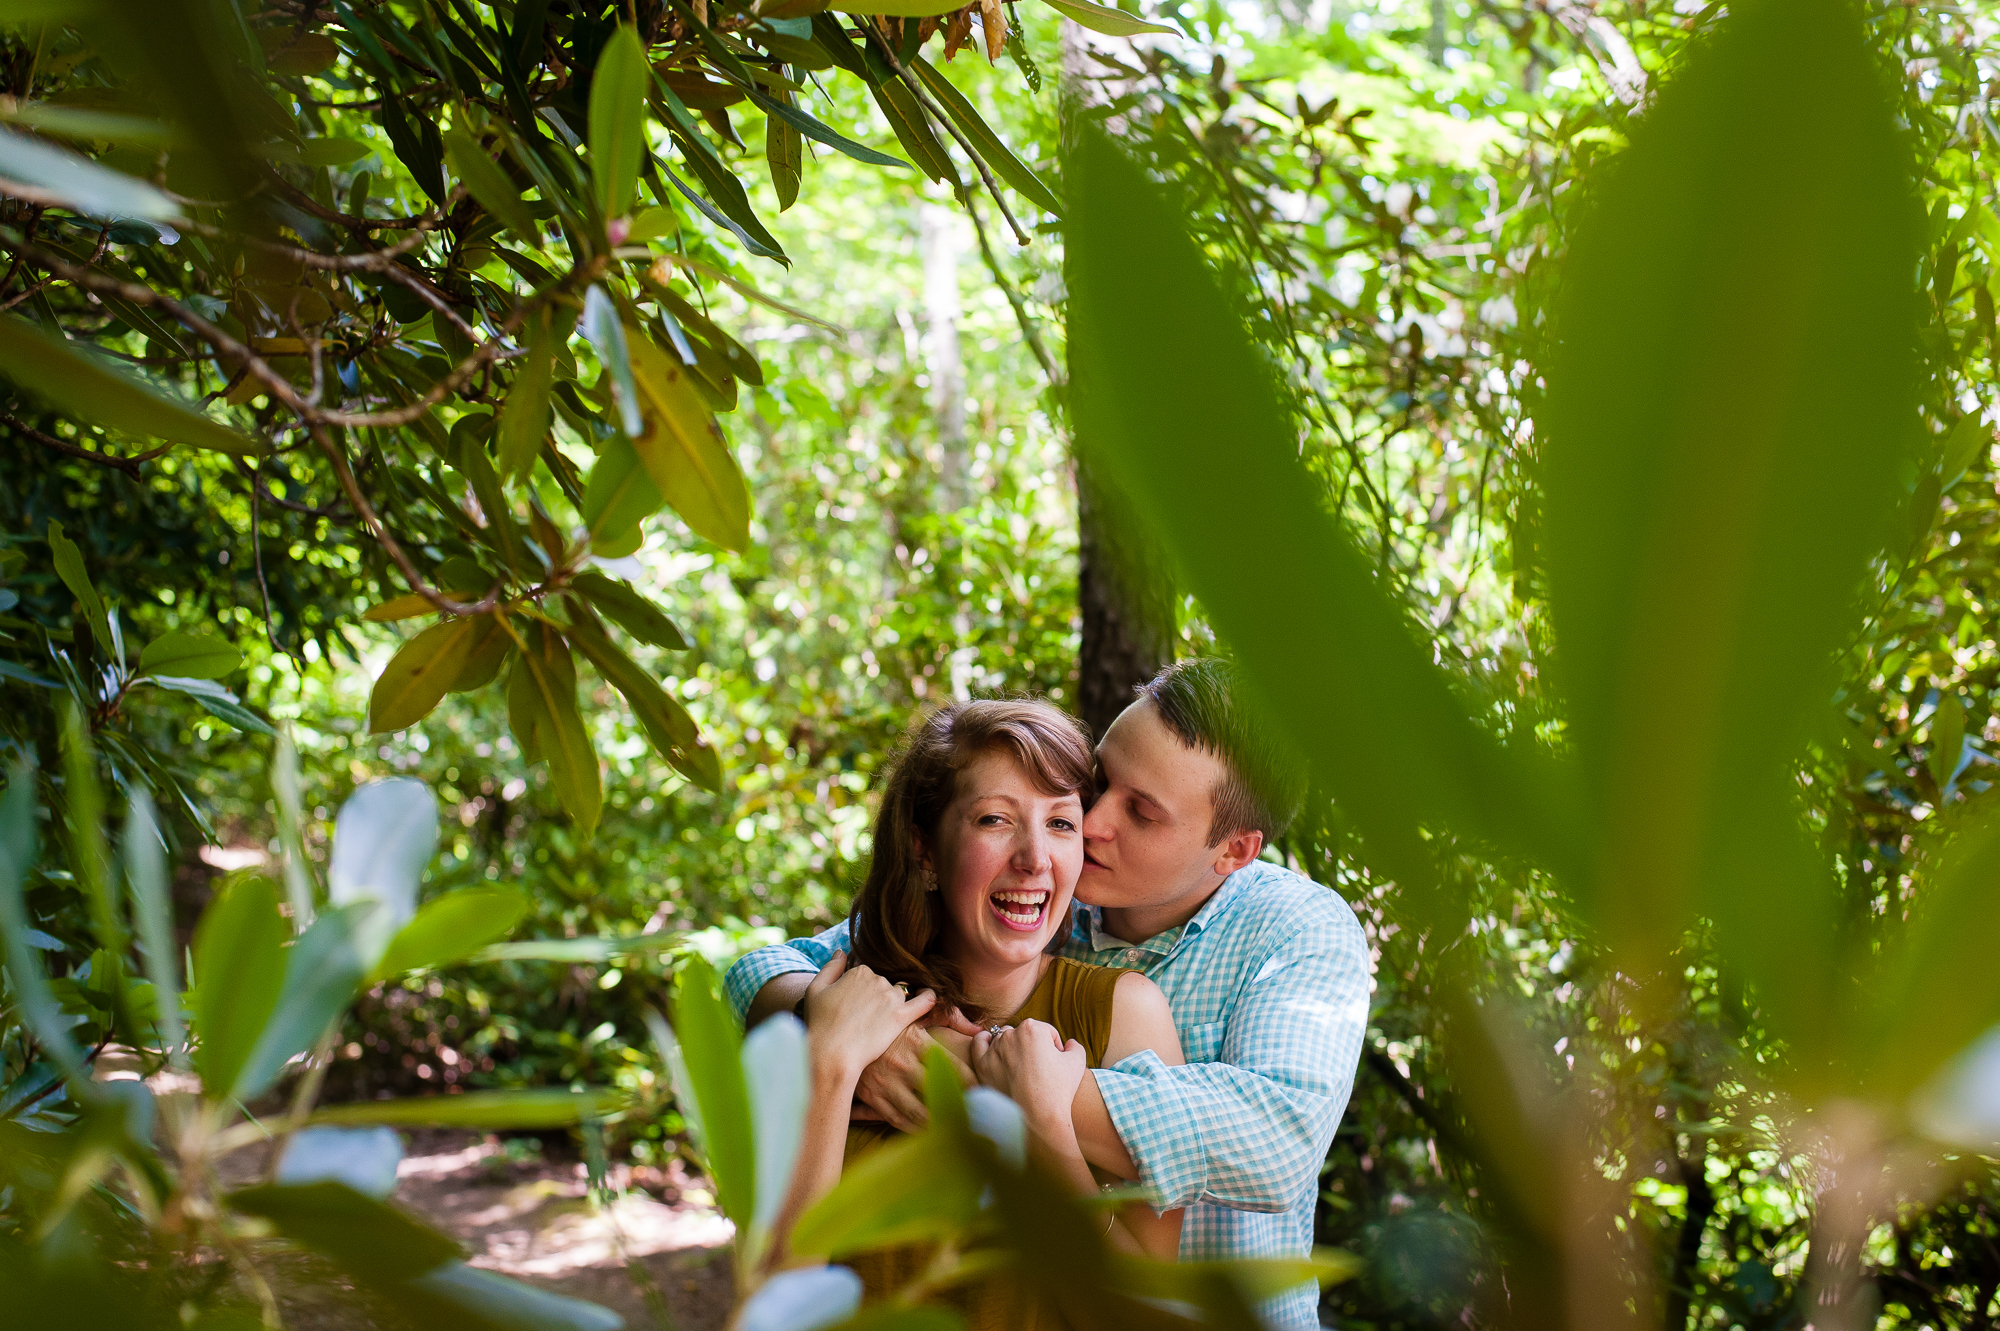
left=723, top=919, right=852, bottom=1024
left=1090, top=908, right=1371, bottom=1213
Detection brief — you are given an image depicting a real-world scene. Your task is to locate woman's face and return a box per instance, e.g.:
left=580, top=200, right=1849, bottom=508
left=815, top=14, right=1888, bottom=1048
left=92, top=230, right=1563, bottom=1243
left=924, top=748, right=1085, bottom=973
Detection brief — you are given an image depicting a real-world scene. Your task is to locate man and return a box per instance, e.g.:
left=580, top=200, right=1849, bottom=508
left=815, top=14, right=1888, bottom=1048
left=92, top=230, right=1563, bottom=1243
left=726, top=659, right=1371, bottom=1329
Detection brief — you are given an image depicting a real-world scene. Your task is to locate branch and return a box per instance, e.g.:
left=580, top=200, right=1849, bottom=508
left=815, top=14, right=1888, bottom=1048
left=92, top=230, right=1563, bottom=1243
left=965, top=189, right=1062, bottom=389
left=6, top=412, right=169, bottom=478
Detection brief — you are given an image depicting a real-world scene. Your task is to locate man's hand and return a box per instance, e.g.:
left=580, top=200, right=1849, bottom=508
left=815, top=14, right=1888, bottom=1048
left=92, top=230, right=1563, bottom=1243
left=851, top=1007, right=981, bottom=1130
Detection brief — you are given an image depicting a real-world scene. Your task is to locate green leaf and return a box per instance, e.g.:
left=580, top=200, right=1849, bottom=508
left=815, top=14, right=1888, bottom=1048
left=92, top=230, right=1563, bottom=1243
left=627, top=328, right=753, bottom=551
left=233, top=904, right=372, bottom=1101
left=563, top=609, right=719, bottom=790
left=764, top=94, right=803, bottom=210
left=46, top=519, right=111, bottom=660
left=1036, top=0, right=1176, bottom=35
left=443, top=127, right=540, bottom=242
left=1064, top=123, right=1577, bottom=922
left=137, top=630, right=240, bottom=681
left=0, top=315, right=259, bottom=456
left=362, top=591, right=482, bottom=622
left=191, top=876, right=287, bottom=1102
left=0, top=102, right=179, bottom=148
left=373, top=886, right=532, bottom=980
left=867, top=74, right=957, bottom=187
left=227, top=1181, right=464, bottom=1283
left=661, top=148, right=789, bottom=263
left=1931, top=695, right=1967, bottom=796
left=582, top=433, right=666, bottom=544
left=911, top=56, right=1060, bottom=215
left=498, top=307, right=556, bottom=482
left=517, top=624, right=602, bottom=838
left=402, top=1262, right=624, bottom=1331
left=309, top=1087, right=626, bottom=1129
left=1537, top=0, right=1917, bottom=1062
left=367, top=615, right=506, bottom=733
left=0, top=126, right=183, bottom=220
left=123, top=787, right=184, bottom=1065
left=1107, top=1249, right=1363, bottom=1304
left=588, top=24, right=650, bottom=220
left=569, top=570, right=688, bottom=649
left=790, top=1128, right=981, bottom=1257
left=475, top=933, right=684, bottom=964
left=0, top=759, right=88, bottom=1078
left=656, top=956, right=756, bottom=1228
left=831, top=0, right=964, bottom=13
left=581, top=285, right=644, bottom=437
left=747, top=84, right=907, bottom=171
left=151, top=676, right=278, bottom=735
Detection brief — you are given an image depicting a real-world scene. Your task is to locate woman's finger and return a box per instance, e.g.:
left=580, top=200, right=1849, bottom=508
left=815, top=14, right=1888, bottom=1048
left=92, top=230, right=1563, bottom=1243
left=902, top=988, right=939, bottom=1021
left=809, top=950, right=848, bottom=996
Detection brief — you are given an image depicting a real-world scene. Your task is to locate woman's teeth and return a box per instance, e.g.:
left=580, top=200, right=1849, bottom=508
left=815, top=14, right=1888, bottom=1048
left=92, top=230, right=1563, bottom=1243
left=991, top=890, right=1048, bottom=927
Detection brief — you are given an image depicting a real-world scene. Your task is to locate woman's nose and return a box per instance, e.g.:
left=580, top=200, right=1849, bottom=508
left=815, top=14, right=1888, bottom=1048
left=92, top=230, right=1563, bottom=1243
left=1012, top=826, right=1052, bottom=874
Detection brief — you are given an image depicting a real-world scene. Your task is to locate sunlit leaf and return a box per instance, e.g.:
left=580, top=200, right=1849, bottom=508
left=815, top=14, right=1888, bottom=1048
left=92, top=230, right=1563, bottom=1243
left=122, top=787, right=183, bottom=1065
left=444, top=126, right=540, bottom=242
left=309, top=1086, right=627, bottom=1129
left=498, top=307, right=555, bottom=481
left=1037, top=0, right=1176, bottom=35
left=136, top=630, right=240, bottom=681
left=569, top=569, right=688, bottom=649
left=580, top=285, right=644, bottom=437
left=326, top=778, right=437, bottom=966
left=367, top=615, right=507, bottom=733
left=516, top=623, right=602, bottom=837
left=626, top=328, right=752, bottom=551
left=46, top=519, right=112, bottom=660
left=661, top=956, right=756, bottom=1227
left=373, top=886, right=531, bottom=980
left=234, top=904, right=373, bottom=1101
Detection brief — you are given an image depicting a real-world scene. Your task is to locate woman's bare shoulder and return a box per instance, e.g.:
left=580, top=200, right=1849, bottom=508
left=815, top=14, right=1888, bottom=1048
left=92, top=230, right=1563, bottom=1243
left=1105, top=970, right=1182, bottom=1066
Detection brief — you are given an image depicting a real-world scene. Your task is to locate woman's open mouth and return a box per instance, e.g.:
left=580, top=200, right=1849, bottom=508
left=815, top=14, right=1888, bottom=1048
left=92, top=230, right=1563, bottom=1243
left=989, top=889, right=1049, bottom=932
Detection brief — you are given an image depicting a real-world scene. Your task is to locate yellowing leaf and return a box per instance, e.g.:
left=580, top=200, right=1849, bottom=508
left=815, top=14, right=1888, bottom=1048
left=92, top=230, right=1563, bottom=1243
left=367, top=615, right=502, bottom=733
left=361, top=591, right=483, bottom=622
left=626, top=329, right=752, bottom=552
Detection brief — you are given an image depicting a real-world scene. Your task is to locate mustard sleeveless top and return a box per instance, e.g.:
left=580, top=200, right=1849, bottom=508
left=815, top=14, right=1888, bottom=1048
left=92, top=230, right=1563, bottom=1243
left=842, top=957, right=1130, bottom=1328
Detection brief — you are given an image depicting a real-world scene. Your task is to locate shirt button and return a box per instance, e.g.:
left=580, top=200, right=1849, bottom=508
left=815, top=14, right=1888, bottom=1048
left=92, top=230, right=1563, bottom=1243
left=1125, top=950, right=1143, bottom=964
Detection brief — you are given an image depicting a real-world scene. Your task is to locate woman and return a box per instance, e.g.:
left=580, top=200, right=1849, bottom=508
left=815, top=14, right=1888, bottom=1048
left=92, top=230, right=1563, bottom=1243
left=774, top=699, right=1185, bottom=1313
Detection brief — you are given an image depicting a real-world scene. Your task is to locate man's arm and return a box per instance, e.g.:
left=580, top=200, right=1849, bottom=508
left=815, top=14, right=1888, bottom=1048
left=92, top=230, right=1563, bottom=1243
left=1085, top=907, right=1372, bottom=1213
left=723, top=919, right=852, bottom=1025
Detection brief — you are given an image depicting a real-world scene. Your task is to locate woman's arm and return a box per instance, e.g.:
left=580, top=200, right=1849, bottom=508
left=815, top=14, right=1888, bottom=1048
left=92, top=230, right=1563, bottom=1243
left=769, top=953, right=936, bottom=1265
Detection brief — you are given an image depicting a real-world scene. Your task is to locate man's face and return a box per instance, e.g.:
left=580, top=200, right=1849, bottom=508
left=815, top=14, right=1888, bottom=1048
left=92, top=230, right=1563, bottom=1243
left=1077, top=698, right=1229, bottom=910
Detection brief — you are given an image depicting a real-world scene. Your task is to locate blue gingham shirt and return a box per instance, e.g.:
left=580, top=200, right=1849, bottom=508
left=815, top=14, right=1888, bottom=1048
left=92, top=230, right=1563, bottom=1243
left=724, top=860, right=1372, bottom=1330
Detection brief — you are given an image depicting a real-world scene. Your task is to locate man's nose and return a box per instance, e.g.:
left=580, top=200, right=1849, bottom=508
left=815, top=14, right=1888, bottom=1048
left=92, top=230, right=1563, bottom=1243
left=1081, top=800, right=1113, bottom=842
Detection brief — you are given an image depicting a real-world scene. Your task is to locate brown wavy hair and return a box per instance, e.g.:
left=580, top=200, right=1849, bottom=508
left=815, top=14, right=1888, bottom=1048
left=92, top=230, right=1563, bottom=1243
left=847, top=698, right=1094, bottom=1023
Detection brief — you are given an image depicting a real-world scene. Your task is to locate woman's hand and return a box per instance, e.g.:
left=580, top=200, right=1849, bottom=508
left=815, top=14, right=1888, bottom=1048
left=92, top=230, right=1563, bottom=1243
left=971, top=1018, right=1088, bottom=1136
left=802, top=952, right=938, bottom=1088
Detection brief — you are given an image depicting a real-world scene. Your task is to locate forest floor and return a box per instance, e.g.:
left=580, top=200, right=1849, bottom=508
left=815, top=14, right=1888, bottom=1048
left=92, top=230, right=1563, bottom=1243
left=221, top=1130, right=739, bottom=1331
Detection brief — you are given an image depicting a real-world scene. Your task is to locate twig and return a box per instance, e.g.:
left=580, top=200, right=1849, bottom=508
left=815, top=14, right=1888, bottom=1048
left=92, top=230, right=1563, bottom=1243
left=965, top=188, right=1061, bottom=389
left=7, top=412, right=169, bottom=477
left=261, top=170, right=438, bottom=232
left=862, top=22, right=1033, bottom=246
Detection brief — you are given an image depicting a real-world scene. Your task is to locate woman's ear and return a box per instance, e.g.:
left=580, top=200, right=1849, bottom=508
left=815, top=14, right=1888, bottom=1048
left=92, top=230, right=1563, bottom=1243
left=912, top=836, right=938, bottom=891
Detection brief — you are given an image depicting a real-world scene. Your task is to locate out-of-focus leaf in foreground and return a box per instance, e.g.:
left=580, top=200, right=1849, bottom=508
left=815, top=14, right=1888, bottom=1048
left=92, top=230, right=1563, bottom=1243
left=1062, top=121, right=1578, bottom=904
left=1537, top=0, right=1917, bottom=1065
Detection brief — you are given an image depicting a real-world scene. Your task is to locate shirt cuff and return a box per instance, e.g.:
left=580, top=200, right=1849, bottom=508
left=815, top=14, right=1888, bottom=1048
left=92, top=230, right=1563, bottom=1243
left=722, top=944, right=823, bottom=1024
left=1092, top=1050, right=1205, bottom=1211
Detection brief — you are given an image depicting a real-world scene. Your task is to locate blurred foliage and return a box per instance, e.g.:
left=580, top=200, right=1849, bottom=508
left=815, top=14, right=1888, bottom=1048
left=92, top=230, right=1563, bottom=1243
left=10, top=0, right=2000, bottom=1328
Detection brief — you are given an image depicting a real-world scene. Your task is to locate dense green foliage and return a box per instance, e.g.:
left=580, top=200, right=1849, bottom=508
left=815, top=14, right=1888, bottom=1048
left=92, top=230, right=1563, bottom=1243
left=10, top=0, right=2000, bottom=1328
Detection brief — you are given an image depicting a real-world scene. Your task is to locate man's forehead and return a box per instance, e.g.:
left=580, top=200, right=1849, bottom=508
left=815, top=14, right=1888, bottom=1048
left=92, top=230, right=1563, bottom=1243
left=1098, top=699, right=1222, bottom=795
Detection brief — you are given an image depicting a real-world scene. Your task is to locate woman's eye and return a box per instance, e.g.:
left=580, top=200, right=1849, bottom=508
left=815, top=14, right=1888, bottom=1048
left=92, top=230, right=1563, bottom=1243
left=1049, top=818, right=1077, bottom=832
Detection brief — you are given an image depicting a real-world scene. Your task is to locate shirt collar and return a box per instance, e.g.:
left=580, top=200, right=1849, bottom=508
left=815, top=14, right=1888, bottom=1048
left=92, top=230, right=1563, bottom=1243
left=1075, top=861, right=1255, bottom=956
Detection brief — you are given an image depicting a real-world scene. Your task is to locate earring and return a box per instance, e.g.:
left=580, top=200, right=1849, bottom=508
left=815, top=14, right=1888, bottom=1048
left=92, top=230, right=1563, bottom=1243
left=922, top=865, right=938, bottom=892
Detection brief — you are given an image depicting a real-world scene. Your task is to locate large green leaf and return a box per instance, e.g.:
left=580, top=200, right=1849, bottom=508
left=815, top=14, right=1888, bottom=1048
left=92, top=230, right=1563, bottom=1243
left=588, top=24, right=649, bottom=220
left=475, top=932, right=684, bottom=963
left=581, top=433, right=665, bottom=544
left=0, top=315, right=259, bottom=456
left=137, top=630, right=240, bottom=681
left=580, top=285, right=644, bottom=437
left=309, top=1087, right=626, bottom=1129
left=790, top=1128, right=981, bottom=1257
left=1538, top=0, right=1917, bottom=1063
left=443, top=126, right=539, bottom=242
left=1037, top=0, right=1176, bottom=35
left=910, top=57, right=1060, bottom=216
left=122, top=787, right=184, bottom=1064
left=227, top=1181, right=463, bottom=1282
left=516, top=624, right=602, bottom=838
left=373, top=886, right=532, bottom=980
left=0, top=125, right=182, bottom=220
left=403, top=1262, right=624, bottom=1331
left=0, top=760, right=87, bottom=1077
left=659, top=957, right=756, bottom=1228
left=1063, top=123, right=1578, bottom=908
left=191, top=876, right=287, bottom=1101
left=367, top=614, right=505, bottom=733
left=497, top=307, right=555, bottom=482
left=46, top=519, right=112, bottom=661
left=233, top=904, right=372, bottom=1101
left=626, top=327, right=752, bottom=551
left=564, top=606, right=719, bottom=790
left=569, top=570, right=688, bottom=649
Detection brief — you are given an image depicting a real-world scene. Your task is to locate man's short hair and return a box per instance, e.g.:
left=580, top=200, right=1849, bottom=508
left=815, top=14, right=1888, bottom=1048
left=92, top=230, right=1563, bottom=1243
left=1135, top=658, right=1307, bottom=846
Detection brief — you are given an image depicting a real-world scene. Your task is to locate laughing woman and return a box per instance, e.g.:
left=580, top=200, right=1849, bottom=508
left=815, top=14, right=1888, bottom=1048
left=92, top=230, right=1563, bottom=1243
left=773, top=699, right=1184, bottom=1319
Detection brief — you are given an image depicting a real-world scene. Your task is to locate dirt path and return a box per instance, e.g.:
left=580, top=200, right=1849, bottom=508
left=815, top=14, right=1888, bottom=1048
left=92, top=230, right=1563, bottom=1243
left=391, top=1132, right=739, bottom=1331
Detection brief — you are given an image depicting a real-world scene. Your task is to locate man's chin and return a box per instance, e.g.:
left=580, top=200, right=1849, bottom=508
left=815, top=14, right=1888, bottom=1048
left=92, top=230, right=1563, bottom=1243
left=1074, top=870, right=1126, bottom=907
